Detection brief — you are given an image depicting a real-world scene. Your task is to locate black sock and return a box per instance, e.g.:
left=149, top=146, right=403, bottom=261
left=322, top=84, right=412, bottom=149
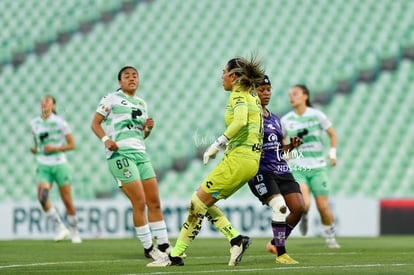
left=277, top=246, right=286, bottom=256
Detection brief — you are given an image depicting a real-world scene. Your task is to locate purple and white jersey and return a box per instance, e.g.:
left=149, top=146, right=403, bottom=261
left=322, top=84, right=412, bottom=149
left=259, top=111, right=290, bottom=174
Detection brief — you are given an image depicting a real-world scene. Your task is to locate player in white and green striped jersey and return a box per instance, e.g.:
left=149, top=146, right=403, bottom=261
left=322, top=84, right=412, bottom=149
left=281, top=84, right=340, bottom=248
left=30, top=95, right=81, bottom=243
left=91, top=66, right=172, bottom=262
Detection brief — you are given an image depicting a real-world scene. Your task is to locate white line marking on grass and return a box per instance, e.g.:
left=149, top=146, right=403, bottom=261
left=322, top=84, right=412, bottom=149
left=0, top=253, right=357, bottom=270
left=0, top=259, right=145, bottom=270
left=127, top=263, right=412, bottom=275
left=1, top=255, right=411, bottom=274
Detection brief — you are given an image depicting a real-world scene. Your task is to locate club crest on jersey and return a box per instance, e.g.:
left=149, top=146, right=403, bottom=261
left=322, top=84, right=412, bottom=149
left=123, top=169, right=132, bottom=178
left=100, top=104, right=109, bottom=112
left=268, top=132, right=278, bottom=142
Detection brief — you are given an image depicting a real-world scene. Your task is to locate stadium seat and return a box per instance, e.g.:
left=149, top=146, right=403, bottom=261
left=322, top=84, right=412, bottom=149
left=1, top=0, right=414, bottom=201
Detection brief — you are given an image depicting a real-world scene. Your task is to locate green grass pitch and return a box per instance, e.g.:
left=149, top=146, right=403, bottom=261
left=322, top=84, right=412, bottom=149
left=1, top=236, right=414, bottom=274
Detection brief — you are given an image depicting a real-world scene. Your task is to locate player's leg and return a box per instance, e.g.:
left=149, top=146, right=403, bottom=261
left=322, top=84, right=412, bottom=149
left=248, top=173, right=286, bottom=256
left=123, top=179, right=166, bottom=258
left=206, top=205, right=241, bottom=241
left=292, top=168, right=311, bottom=236
left=209, top=156, right=258, bottom=266
left=56, top=163, right=81, bottom=243
left=142, top=175, right=172, bottom=254
left=281, top=173, right=305, bottom=235
left=314, top=195, right=340, bottom=248
left=148, top=155, right=257, bottom=267
left=139, top=160, right=170, bottom=251
left=36, top=164, right=69, bottom=241
left=265, top=173, right=302, bottom=264
left=311, top=168, right=340, bottom=248
left=108, top=153, right=164, bottom=260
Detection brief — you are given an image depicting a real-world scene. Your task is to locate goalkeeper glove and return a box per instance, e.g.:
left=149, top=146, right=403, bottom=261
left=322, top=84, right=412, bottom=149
left=203, top=134, right=229, bottom=164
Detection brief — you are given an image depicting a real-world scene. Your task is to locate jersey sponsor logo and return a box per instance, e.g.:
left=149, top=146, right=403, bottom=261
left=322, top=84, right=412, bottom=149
left=267, top=132, right=278, bottom=142
left=131, top=108, right=142, bottom=118
left=233, top=96, right=245, bottom=105
left=286, top=120, right=318, bottom=131
left=255, top=182, right=268, bottom=196
left=251, top=143, right=262, bottom=152
left=267, top=123, right=276, bottom=130
left=39, top=132, right=49, bottom=142
left=297, top=128, right=309, bottom=139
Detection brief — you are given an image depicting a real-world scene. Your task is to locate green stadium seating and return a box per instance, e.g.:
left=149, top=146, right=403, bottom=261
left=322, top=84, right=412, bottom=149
left=1, top=0, right=413, bottom=201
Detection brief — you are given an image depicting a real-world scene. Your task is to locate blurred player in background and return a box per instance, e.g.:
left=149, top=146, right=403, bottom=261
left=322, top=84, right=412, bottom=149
left=30, top=95, right=82, bottom=243
left=148, top=56, right=265, bottom=267
left=91, top=66, right=172, bottom=261
left=248, top=75, right=305, bottom=264
left=281, top=84, right=340, bottom=248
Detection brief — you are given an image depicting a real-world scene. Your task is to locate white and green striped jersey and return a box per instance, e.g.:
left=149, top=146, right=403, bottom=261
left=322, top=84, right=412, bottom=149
left=96, top=90, right=149, bottom=159
left=30, top=113, right=71, bottom=165
left=281, top=107, right=332, bottom=169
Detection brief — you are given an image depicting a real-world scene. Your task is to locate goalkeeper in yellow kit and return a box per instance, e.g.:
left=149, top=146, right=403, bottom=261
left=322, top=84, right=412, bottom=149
left=148, top=56, right=264, bottom=267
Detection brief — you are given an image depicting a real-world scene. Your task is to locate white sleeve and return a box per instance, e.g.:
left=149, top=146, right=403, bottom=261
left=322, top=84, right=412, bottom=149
left=60, top=119, right=72, bottom=135
left=318, top=110, right=332, bottom=130
left=280, top=116, right=288, bottom=137
left=96, top=95, right=112, bottom=118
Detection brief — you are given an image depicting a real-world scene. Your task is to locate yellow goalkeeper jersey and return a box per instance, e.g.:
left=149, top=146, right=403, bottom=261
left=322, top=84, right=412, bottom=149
left=223, top=87, right=263, bottom=158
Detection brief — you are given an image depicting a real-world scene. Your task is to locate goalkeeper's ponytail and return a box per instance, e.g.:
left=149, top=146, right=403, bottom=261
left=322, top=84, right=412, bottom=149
left=227, top=55, right=265, bottom=93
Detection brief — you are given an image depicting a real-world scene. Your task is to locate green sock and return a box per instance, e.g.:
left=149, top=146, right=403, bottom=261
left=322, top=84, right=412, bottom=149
left=206, top=205, right=240, bottom=241
left=171, top=193, right=207, bottom=256
left=170, top=240, right=188, bottom=257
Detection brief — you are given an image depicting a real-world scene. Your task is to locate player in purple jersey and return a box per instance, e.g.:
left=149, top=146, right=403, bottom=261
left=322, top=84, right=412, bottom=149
left=248, top=75, right=305, bottom=264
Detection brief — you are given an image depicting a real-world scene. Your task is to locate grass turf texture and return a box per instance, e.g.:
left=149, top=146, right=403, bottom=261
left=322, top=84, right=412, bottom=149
left=1, top=236, right=413, bottom=274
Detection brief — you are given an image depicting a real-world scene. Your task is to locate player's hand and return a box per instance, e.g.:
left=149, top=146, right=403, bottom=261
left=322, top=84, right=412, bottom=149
left=43, top=145, right=56, bottom=153
left=202, top=135, right=229, bottom=164
left=203, top=145, right=220, bottom=164
left=104, top=139, right=118, bottom=151
left=290, top=137, right=303, bottom=148
left=144, top=118, right=154, bottom=131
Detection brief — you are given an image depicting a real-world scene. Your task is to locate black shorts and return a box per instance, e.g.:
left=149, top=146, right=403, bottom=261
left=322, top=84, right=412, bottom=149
left=248, top=172, right=301, bottom=204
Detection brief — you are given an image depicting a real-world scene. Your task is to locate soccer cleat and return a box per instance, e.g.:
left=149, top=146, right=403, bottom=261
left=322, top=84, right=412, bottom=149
left=54, top=228, right=70, bottom=242
left=299, top=214, right=308, bottom=236
left=71, top=231, right=82, bottom=244
left=146, top=254, right=184, bottom=267
left=276, top=253, right=299, bottom=264
left=158, top=243, right=187, bottom=259
left=326, top=239, right=341, bottom=248
left=144, top=245, right=167, bottom=261
left=228, top=235, right=251, bottom=266
left=266, top=241, right=278, bottom=255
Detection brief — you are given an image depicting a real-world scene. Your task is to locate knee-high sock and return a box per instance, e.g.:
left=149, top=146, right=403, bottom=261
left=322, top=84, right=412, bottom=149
left=171, top=193, right=208, bottom=257
left=206, top=205, right=240, bottom=241
left=268, top=196, right=287, bottom=255
left=67, top=215, right=79, bottom=233
left=135, top=224, right=153, bottom=249
left=45, top=207, right=66, bottom=231
left=272, top=221, right=287, bottom=255
left=149, top=220, right=169, bottom=245
left=323, top=224, right=337, bottom=241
